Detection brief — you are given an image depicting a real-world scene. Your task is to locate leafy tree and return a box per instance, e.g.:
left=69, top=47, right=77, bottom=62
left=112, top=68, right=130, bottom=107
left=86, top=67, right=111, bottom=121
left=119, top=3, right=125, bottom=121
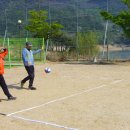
left=123, top=0, right=130, bottom=7
left=77, top=32, right=99, bottom=59
left=100, top=0, right=130, bottom=38
left=50, top=22, right=64, bottom=40
left=25, top=10, right=63, bottom=40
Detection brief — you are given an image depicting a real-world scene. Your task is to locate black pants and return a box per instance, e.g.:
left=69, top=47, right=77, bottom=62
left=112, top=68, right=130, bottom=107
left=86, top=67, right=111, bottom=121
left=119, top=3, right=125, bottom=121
left=22, top=66, right=35, bottom=87
left=0, top=75, right=12, bottom=98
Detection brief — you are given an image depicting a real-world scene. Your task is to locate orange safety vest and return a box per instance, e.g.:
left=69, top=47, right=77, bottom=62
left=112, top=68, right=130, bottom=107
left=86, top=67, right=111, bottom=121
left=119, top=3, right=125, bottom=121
left=0, top=49, right=8, bottom=75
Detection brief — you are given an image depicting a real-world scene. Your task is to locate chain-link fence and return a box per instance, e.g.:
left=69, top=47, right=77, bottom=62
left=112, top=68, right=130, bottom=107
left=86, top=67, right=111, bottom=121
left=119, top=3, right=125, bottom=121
left=0, top=38, right=45, bottom=66
left=1, top=37, right=130, bottom=64
left=0, top=0, right=130, bottom=62
left=101, top=45, right=130, bottom=61
left=46, top=43, right=130, bottom=62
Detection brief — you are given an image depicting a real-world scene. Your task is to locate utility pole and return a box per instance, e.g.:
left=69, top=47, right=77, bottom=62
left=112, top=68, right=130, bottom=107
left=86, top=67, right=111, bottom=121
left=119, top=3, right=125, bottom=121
left=25, top=0, right=28, bottom=40
left=3, top=9, right=8, bottom=47
left=76, top=0, right=79, bottom=61
left=102, top=0, right=109, bottom=60
left=18, top=19, right=22, bottom=60
left=18, top=20, right=22, bottom=40
left=48, top=0, right=52, bottom=26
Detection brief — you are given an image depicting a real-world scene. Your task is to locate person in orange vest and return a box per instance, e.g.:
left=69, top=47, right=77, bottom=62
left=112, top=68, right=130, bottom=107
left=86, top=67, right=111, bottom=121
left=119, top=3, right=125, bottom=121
left=0, top=47, right=16, bottom=101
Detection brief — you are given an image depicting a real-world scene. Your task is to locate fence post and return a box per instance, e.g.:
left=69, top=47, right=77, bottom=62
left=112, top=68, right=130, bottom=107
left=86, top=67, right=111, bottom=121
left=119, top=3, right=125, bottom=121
left=106, top=39, right=109, bottom=61
left=7, top=38, right=11, bottom=68
left=42, top=38, right=46, bottom=63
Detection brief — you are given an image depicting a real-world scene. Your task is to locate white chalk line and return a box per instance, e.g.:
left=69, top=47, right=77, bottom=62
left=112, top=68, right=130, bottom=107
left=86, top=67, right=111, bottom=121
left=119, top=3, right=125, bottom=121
left=7, top=79, right=123, bottom=130
left=7, top=84, right=106, bottom=117
left=11, top=115, right=78, bottom=130
left=7, top=84, right=106, bottom=130
left=7, top=80, right=123, bottom=117
left=110, top=79, right=123, bottom=84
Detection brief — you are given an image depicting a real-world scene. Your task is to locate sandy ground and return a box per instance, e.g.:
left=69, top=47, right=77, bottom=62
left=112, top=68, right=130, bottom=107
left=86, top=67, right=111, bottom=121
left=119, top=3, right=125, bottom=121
left=0, top=62, right=130, bottom=130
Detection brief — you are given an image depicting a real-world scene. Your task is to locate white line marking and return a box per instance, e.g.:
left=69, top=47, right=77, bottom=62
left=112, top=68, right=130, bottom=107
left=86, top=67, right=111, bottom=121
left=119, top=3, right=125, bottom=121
left=7, top=84, right=106, bottom=116
left=111, top=80, right=123, bottom=84
left=7, top=80, right=123, bottom=129
left=11, top=115, right=79, bottom=130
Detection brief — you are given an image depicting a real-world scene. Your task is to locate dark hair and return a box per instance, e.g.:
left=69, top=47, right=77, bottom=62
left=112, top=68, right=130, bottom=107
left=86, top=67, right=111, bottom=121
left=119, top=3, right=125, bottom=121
left=25, top=42, right=32, bottom=46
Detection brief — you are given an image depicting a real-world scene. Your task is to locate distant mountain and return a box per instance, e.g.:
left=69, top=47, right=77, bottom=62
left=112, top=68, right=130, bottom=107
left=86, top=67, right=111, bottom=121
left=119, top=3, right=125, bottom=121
left=0, top=0, right=129, bottom=44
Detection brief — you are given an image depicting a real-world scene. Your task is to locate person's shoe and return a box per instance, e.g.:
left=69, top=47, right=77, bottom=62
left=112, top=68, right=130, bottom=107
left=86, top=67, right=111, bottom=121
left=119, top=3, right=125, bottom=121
left=8, top=96, right=16, bottom=100
left=29, top=86, right=36, bottom=90
left=20, top=81, right=25, bottom=88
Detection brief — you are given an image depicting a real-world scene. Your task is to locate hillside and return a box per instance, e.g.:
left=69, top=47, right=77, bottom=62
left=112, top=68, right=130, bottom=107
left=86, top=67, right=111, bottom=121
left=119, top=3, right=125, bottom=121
left=0, top=0, right=129, bottom=44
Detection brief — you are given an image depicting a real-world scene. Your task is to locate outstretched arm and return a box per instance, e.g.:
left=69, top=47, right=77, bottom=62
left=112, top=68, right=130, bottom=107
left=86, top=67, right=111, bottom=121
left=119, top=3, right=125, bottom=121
left=33, top=49, right=42, bottom=54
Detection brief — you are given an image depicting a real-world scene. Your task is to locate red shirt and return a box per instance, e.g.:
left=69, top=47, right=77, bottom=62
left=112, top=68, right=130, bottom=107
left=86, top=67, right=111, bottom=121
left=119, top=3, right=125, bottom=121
left=0, top=49, right=8, bottom=75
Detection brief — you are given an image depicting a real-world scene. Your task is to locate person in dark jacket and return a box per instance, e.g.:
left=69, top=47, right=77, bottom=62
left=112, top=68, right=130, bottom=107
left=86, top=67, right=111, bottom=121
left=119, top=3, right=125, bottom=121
left=0, top=47, right=16, bottom=100
left=21, top=42, right=42, bottom=90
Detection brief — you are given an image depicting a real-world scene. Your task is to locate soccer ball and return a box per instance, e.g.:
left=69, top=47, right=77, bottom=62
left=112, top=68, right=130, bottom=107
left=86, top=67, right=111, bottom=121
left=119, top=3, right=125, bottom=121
left=45, top=67, right=51, bottom=73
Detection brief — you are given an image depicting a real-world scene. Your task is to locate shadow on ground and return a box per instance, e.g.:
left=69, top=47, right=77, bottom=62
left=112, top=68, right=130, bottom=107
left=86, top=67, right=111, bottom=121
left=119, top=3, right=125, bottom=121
left=8, top=83, right=28, bottom=90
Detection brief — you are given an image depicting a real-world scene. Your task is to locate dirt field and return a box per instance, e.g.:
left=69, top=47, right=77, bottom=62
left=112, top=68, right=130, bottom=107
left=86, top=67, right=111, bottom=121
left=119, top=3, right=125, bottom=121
left=0, top=62, right=130, bottom=130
